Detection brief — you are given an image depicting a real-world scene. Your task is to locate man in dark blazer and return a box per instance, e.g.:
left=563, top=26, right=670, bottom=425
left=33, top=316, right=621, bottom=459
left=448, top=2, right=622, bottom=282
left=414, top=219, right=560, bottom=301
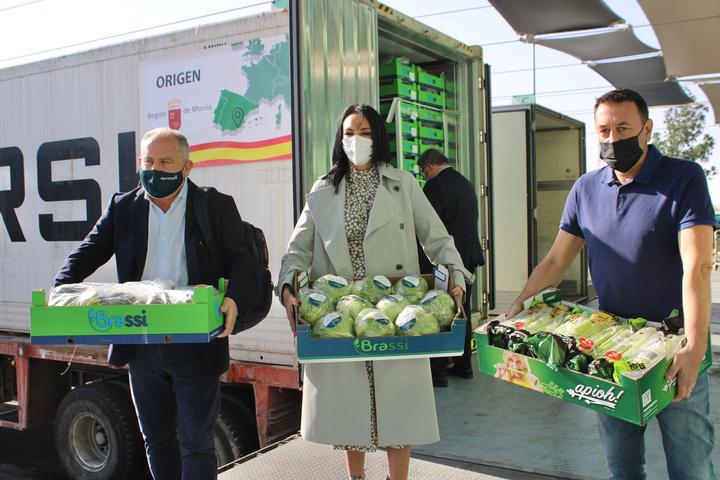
left=418, top=148, right=485, bottom=387
left=54, top=127, right=254, bottom=479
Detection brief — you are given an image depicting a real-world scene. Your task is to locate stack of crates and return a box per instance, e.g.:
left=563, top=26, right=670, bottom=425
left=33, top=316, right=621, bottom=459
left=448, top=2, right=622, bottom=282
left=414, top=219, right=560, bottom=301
left=379, top=59, right=446, bottom=184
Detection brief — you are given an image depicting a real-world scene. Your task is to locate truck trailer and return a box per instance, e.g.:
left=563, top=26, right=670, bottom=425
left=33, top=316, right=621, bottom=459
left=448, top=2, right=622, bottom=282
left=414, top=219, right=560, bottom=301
left=0, top=1, right=490, bottom=478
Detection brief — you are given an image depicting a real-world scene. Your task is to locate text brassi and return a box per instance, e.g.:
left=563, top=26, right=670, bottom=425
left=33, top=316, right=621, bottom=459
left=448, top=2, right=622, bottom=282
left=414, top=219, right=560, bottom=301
left=89, top=309, right=148, bottom=333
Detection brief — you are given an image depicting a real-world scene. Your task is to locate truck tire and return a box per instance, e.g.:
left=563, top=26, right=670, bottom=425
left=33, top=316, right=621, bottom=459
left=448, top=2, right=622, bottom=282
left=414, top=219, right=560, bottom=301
left=55, top=381, right=148, bottom=480
left=215, top=391, right=259, bottom=467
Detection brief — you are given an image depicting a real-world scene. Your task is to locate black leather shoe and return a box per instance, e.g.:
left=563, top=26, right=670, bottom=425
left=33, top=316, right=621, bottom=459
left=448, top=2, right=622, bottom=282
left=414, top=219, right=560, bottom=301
left=447, top=366, right=473, bottom=379
left=432, top=376, right=448, bottom=388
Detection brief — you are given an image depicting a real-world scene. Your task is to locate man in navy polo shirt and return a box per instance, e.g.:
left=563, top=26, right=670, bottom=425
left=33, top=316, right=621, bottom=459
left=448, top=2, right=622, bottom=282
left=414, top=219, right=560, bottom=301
left=508, top=89, right=716, bottom=479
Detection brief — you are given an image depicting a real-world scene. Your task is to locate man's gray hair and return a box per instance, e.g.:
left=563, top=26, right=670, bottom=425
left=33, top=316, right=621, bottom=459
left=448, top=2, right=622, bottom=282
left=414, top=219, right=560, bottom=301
left=140, top=127, right=190, bottom=163
left=418, top=148, right=450, bottom=169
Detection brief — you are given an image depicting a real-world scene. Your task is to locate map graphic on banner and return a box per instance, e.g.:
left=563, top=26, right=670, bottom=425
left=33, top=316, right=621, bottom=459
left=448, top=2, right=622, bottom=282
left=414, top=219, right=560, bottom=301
left=140, top=34, right=291, bottom=167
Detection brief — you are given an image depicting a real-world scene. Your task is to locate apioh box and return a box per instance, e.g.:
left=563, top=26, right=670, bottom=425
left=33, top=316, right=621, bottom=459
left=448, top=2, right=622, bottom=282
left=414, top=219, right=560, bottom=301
left=295, top=266, right=466, bottom=363
left=474, top=294, right=711, bottom=426
left=30, top=285, right=226, bottom=345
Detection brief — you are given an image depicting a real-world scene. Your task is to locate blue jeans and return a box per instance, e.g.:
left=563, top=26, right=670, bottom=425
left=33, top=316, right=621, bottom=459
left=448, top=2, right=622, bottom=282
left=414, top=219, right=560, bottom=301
left=597, top=371, right=716, bottom=480
left=129, top=344, right=221, bottom=480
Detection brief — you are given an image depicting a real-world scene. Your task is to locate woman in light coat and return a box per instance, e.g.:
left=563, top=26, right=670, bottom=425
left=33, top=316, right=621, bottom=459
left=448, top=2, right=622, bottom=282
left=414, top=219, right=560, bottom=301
left=278, top=103, right=471, bottom=480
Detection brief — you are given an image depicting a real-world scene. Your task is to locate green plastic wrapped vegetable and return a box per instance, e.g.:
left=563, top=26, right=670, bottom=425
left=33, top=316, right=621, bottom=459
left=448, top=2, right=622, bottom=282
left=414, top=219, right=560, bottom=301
left=312, top=275, right=353, bottom=303
left=419, top=290, right=456, bottom=330
left=336, top=295, right=374, bottom=321
left=588, top=357, right=615, bottom=380
left=523, top=304, right=573, bottom=334
left=395, top=305, right=440, bottom=336
left=298, top=290, right=335, bottom=326
left=501, top=302, right=552, bottom=331
left=351, top=275, right=393, bottom=304
left=355, top=308, right=395, bottom=337
left=524, top=332, right=574, bottom=371
left=603, top=327, right=663, bottom=362
left=577, top=323, right=633, bottom=357
left=312, top=312, right=355, bottom=338
left=392, top=276, right=428, bottom=302
left=375, top=295, right=412, bottom=322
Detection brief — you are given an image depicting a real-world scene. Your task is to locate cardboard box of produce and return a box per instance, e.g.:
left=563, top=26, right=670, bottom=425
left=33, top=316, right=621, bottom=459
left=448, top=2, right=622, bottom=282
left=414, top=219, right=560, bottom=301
left=474, top=293, right=711, bottom=426
left=295, top=265, right=466, bottom=363
left=30, top=282, right=225, bottom=345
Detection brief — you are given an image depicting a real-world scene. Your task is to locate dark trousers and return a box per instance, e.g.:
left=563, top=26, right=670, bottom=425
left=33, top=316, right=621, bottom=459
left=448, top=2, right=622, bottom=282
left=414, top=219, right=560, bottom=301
left=129, top=344, right=221, bottom=480
left=431, top=282, right=473, bottom=379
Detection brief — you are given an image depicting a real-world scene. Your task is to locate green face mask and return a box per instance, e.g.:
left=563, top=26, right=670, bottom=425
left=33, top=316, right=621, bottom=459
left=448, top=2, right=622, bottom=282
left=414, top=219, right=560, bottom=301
left=140, top=164, right=185, bottom=199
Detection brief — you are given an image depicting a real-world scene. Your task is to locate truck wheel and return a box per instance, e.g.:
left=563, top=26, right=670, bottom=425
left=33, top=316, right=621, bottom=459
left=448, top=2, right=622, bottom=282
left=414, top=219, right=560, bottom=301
left=215, top=392, right=259, bottom=466
left=55, top=381, right=147, bottom=480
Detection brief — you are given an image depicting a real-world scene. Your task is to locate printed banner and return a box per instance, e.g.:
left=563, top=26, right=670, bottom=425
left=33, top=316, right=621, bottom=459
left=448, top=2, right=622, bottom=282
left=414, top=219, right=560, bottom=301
left=140, top=34, right=291, bottom=167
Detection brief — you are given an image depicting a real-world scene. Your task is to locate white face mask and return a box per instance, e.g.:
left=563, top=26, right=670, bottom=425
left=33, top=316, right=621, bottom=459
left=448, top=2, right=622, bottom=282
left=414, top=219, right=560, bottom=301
left=342, top=135, right=373, bottom=167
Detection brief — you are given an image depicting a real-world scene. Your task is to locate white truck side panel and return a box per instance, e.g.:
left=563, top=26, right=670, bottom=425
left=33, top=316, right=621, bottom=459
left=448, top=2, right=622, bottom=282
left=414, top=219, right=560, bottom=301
left=0, top=10, right=296, bottom=367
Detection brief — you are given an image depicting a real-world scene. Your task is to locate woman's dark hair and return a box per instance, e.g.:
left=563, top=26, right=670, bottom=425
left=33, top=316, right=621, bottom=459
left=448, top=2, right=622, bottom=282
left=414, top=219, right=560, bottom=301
left=323, top=103, right=391, bottom=193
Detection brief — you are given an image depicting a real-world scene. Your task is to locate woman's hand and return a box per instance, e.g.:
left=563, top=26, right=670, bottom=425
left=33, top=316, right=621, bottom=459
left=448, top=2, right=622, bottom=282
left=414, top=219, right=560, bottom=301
left=282, top=284, right=300, bottom=335
left=450, top=285, right=465, bottom=302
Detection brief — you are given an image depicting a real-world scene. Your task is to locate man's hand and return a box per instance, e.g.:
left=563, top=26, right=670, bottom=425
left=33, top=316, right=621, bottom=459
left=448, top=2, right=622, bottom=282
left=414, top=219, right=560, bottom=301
left=282, top=284, right=299, bottom=335
left=218, top=297, right=237, bottom=338
left=665, top=343, right=706, bottom=401
left=507, top=300, right=524, bottom=320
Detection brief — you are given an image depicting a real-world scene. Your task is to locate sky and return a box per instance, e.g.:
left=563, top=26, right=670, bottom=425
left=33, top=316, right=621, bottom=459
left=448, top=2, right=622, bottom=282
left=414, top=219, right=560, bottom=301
left=3, top=0, right=720, bottom=203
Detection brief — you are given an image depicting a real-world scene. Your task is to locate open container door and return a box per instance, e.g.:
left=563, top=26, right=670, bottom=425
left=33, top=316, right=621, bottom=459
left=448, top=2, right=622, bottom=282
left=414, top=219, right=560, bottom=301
left=374, top=4, right=489, bottom=326
left=490, top=103, right=587, bottom=314
left=290, top=0, right=379, bottom=219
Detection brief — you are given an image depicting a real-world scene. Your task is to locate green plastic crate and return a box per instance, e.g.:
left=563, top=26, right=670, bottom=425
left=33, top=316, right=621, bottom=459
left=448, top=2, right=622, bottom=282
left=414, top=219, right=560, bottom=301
left=389, top=136, right=418, bottom=156
left=380, top=101, right=419, bottom=120
left=419, top=125, right=444, bottom=142
left=418, top=107, right=443, bottom=125
left=419, top=140, right=443, bottom=155
left=379, top=59, right=416, bottom=82
left=417, top=88, right=444, bottom=107
left=416, top=69, right=444, bottom=91
left=385, top=118, right=418, bottom=138
left=403, top=156, right=419, bottom=171
left=380, top=78, right=417, bottom=101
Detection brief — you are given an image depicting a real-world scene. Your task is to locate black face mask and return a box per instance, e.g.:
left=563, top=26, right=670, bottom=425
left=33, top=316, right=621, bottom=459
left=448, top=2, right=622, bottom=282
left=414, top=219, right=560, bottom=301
left=599, top=122, right=647, bottom=173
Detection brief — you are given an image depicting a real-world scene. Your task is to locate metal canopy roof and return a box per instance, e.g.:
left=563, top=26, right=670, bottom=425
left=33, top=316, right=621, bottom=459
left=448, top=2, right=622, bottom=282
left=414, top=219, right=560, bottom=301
left=637, top=0, right=720, bottom=122
left=530, top=28, right=658, bottom=62
left=589, top=55, right=691, bottom=106
left=489, top=0, right=720, bottom=112
left=637, top=0, right=720, bottom=79
left=486, top=0, right=623, bottom=35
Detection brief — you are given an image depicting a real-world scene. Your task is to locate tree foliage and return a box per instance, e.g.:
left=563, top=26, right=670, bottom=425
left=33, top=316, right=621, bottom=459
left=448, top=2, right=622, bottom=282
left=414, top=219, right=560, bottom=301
left=651, top=94, right=716, bottom=177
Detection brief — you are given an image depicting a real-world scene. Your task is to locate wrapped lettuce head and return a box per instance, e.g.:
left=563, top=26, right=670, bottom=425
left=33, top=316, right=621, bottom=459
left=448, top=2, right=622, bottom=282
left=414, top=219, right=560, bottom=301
left=311, top=312, right=355, bottom=338
left=419, top=290, right=456, bottom=330
left=355, top=308, right=395, bottom=337
left=298, top=289, right=335, bottom=326
left=336, top=295, right=374, bottom=321
left=395, top=305, right=440, bottom=336
left=392, top=275, right=428, bottom=302
left=312, top=275, right=353, bottom=303
left=351, top=275, right=393, bottom=304
left=375, top=295, right=413, bottom=322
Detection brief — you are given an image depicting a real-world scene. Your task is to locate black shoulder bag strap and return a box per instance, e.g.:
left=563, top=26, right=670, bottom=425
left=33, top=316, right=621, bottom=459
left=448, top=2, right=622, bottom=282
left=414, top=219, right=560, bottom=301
left=193, top=186, right=222, bottom=281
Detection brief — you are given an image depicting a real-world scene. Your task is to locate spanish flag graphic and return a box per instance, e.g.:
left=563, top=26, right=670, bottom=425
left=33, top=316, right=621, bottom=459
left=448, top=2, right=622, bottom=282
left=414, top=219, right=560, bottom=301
left=190, top=135, right=292, bottom=167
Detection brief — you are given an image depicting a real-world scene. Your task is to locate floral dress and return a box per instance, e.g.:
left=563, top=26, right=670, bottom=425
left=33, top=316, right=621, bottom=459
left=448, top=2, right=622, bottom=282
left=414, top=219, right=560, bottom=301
left=334, top=166, right=404, bottom=452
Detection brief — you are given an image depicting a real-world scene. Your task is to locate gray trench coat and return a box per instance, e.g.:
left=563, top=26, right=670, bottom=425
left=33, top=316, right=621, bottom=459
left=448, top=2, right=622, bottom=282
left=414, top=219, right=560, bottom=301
left=278, top=164, right=471, bottom=446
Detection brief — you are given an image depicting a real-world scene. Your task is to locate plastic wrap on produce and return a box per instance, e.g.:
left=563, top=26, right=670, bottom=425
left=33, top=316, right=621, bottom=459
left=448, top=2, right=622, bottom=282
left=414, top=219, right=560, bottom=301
left=47, top=280, right=214, bottom=307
